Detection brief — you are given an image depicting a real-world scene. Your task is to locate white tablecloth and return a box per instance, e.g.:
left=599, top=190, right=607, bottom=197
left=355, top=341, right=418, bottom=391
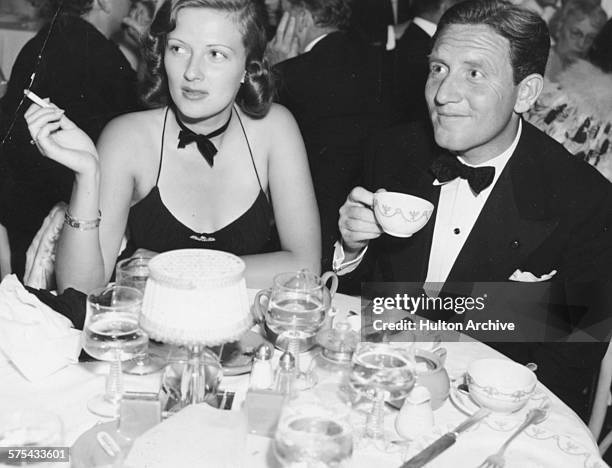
left=0, top=18, right=37, bottom=79
left=0, top=293, right=607, bottom=467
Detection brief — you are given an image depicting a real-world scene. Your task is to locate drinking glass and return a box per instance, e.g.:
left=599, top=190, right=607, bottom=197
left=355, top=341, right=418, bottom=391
left=257, top=269, right=336, bottom=390
left=273, top=392, right=353, bottom=467
left=0, top=409, right=64, bottom=464
left=349, top=342, right=415, bottom=448
left=82, top=284, right=146, bottom=417
left=115, top=256, right=165, bottom=375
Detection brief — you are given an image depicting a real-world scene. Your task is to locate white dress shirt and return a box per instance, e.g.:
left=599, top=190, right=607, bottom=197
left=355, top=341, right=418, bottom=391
left=411, top=17, right=437, bottom=38
left=333, top=121, right=523, bottom=281
left=425, top=120, right=522, bottom=283
left=303, top=33, right=329, bottom=53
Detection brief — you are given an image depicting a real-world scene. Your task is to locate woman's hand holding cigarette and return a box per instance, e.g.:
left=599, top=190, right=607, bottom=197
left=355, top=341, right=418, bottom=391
left=24, top=96, right=98, bottom=177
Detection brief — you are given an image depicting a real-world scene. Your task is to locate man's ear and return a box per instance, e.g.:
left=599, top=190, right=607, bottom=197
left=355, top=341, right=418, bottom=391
left=514, top=73, right=544, bottom=114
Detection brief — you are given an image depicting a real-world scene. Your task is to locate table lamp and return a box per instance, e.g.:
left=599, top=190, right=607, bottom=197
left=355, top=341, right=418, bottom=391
left=140, top=249, right=252, bottom=407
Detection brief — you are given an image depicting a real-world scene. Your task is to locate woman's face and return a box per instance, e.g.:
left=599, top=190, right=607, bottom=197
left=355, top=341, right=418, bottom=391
left=556, top=13, right=600, bottom=63
left=164, top=7, right=247, bottom=121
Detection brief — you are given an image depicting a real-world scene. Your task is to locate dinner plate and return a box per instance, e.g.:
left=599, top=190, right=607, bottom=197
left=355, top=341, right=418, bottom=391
left=449, top=381, right=551, bottom=428
left=216, top=331, right=273, bottom=376
left=71, top=420, right=133, bottom=468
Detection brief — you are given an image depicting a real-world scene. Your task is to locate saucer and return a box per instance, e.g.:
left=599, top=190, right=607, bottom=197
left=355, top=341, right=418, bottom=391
left=449, top=382, right=550, bottom=426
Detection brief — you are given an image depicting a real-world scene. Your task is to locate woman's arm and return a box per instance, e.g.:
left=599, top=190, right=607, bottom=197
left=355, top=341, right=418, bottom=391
left=242, top=105, right=321, bottom=288
left=25, top=104, right=138, bottom=293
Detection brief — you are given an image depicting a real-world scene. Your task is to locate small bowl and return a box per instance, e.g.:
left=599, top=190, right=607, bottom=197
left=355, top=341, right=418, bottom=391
left=466, top=359, right=536, bottom=413
left=373, top=192, right=434, bottom=237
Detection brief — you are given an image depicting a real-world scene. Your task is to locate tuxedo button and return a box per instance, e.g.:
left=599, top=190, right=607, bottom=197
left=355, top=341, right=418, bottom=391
left=453, top=228, right=460, bottom=235
left=510, top=239, right=520, bottom=249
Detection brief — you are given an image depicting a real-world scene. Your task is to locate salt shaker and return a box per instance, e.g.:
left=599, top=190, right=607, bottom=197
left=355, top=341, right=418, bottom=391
left=395, top=386, right=434, bottom=440
left=249, top=344, right=274, bottom=390
left=273, top=351, right=295, bottom=395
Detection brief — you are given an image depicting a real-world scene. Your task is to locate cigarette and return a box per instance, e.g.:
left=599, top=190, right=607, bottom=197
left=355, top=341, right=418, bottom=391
left=23, top=89, right=50, bottom=108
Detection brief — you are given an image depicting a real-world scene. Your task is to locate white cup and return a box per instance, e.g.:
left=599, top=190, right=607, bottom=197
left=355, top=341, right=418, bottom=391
left=373, top=191, right=434, bottom=237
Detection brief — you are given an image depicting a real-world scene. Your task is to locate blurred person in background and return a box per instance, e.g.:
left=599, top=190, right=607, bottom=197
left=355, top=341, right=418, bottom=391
left=527, top=17, right=612, bottom=181
left=0, top=0, right=140, bottom=280
left=546, top=0, right=606, bottom=80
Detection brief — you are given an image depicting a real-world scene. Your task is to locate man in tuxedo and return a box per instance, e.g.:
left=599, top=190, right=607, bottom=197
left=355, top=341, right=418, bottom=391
left=393, top=0, right=462, bottom=122
left=270, top=0, right=387, bottom=270
left=335, top=0, right=612, bottom=419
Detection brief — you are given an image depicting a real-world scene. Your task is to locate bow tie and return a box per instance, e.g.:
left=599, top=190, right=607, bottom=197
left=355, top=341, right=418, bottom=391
left=175, top=110, right=232, bottom=167
left=430, top=152, right=495, bottom=195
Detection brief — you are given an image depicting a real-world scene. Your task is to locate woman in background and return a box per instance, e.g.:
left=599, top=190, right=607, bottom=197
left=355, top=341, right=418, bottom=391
left=0, top=0, right=140, bottom=279
left=526, top=17, right=612, bottom=182
left=24, top=0, right=320, bottom=293
left=545, top=0, right=606, bottom=80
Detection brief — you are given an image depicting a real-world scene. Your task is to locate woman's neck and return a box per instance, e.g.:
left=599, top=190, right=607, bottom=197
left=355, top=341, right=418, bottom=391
left=174, top=105, right=234, bottom=135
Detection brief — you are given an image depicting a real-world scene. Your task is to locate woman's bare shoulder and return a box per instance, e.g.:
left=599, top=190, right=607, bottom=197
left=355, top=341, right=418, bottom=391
left=100, top=107, right=167, bottom=141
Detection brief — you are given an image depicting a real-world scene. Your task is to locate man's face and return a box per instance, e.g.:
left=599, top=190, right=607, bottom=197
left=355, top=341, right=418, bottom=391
left=556, top=13, right=599, bottom=62
left=109, top=0, right=133, bottom=35
left=425, top=24, right=521, bottom=163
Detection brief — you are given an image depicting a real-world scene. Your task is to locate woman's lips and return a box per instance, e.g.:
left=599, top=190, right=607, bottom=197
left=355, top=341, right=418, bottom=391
left=181, top=88, right=208, bottom=100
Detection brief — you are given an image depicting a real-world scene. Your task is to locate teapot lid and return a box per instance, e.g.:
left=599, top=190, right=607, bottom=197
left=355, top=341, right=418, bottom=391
left=316, top=321, right=359, bottom=363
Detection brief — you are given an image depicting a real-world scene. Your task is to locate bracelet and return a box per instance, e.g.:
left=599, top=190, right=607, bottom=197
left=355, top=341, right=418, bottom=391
left=64, top=209, right=101, bottom=231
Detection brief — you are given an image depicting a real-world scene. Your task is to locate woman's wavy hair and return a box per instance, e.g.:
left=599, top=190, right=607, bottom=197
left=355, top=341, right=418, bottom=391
left=141, top=0, right=274, bottom=118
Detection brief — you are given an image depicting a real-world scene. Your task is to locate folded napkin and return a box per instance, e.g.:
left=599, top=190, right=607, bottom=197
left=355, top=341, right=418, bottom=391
left=124, top=404, right=247, bottom=468
left=0, top=275, right=81, bottom=381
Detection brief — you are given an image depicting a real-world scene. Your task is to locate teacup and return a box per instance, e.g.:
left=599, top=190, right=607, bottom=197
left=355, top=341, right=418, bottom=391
left=373, top=192, right=434, bottom=237
left=466, top=358, right=536, bottom=413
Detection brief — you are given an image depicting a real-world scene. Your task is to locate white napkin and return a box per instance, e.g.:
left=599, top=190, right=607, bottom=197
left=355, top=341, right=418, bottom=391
left=0, top=275, right=81, bottom=381
left=124, top=404, right=248, bottom=468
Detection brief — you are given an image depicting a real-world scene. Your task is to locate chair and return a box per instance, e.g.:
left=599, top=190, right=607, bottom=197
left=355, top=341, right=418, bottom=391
left=23, top=202, right=67, bottom=290
left=589, top=339, right=612, bottom=454
left=0, top=222, right=11, bottom=279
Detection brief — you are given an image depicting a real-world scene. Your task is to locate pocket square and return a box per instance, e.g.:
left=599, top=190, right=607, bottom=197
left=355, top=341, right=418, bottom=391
left=509, top=269, right=557, bottom=282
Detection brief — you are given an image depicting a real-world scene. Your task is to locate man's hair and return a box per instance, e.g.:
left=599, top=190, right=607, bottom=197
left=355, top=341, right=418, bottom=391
left=141, top=0, right=274, bottom=118
left=38, top=0, right=94, bottom=19
left=589, top=18, right=612, bottom=73
left=284, top=0, right=352, bottom=30
left=434, top=0, right=550, bottom=84
left=549, top=0, right=607, bottom=42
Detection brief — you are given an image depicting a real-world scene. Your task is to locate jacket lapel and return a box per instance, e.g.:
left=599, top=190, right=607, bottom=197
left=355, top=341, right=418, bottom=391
left=446, top=124, right=560, bottom=282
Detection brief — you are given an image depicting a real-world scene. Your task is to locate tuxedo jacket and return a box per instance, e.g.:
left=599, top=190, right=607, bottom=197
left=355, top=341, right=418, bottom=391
left=341, top=120, right=612, bottom=418
left=392, top=22, right=432, bottom=123
left=274, top=31, right=387, bottom=269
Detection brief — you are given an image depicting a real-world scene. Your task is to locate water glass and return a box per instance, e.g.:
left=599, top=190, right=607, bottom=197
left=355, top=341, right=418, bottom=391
left=349, top=342, right=415, bottom=448
left=115, top=255, right=165, bottom=375
left=82, top=284, right=145, bottom=417
left=0, top=409, right=64, bottom=466
left=273, top=392, right=353, bottom=467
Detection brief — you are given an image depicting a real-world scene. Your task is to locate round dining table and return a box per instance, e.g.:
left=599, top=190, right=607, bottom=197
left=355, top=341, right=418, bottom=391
left=0, top=292, right=607, bottom=468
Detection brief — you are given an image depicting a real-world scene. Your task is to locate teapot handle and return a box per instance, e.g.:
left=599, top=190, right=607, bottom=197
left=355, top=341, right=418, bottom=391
left=320, top=271, right=338, bottom=297
left=252, top=288, right=271, bottom=324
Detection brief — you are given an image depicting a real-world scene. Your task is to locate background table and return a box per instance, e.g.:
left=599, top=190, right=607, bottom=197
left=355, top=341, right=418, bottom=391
left=0, top=293, right=607, bottom=467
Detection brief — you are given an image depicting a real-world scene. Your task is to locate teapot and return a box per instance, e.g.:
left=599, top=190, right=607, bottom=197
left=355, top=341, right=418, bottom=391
left=252, top=269, right=338, bottom=352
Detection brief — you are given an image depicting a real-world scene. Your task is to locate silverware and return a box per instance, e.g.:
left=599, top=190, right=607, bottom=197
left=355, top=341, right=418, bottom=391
left=400, top=408, right=491, bottom=468
left=477, top=407, right=548, bottom=468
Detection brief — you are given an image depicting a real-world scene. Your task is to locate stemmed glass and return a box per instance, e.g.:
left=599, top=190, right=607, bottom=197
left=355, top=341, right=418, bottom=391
left=82, top=284, right=147, bottom=417
left=349, top=342, right=415, bottom=449
left=115, top=256, right=165, bottom=375
left=273, top=392, right=353, bottom=467
left=256, top=270, right=335, bottom=390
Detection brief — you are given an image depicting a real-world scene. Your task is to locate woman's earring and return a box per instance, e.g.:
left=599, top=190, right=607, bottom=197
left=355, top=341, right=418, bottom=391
left=240, top=72, right=246, bottom=84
